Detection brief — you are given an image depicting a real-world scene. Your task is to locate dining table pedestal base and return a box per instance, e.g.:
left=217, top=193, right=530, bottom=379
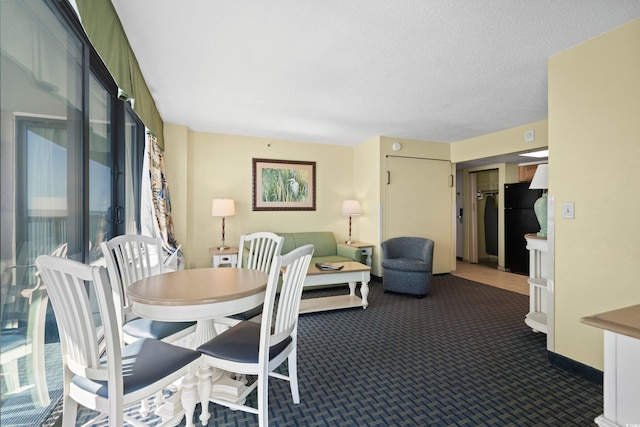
left=152, top=365, right=250, bottom=427
left=196, top=366, right=250, bottom=425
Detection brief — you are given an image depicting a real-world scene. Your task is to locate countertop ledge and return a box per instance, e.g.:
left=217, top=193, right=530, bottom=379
left=581, top=304, right=640, bottom=340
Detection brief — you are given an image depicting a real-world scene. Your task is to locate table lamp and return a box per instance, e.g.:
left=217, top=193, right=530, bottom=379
left=341, top=200, right=361, bottom=244
left=212, top=198, right=235, bottom=250
left=529, top=164, right=548, bottom=237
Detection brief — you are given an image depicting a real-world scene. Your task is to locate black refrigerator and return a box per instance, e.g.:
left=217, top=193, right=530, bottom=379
left=504, top=182, right=542, bottom=275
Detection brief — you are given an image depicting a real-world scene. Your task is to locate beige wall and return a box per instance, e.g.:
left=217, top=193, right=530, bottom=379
left=548, top=18, right=640, bottom=370
left=451, top=120, right=548, bottom=163
left=164, top=126, right=358, bottom=269
left=353, top=136, right=382, bottom=272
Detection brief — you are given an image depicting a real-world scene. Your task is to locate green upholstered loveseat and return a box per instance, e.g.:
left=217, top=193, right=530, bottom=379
left=277, top=232, right=364, bottom=288
left=278, top=232, right=362, bottom=264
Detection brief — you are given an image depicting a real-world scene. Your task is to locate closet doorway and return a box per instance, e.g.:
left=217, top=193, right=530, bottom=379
left=470, top=169, right=499, bottom=269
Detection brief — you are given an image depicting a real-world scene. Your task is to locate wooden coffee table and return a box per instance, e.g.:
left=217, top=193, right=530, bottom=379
left=298, top=261, right=370, bottom=314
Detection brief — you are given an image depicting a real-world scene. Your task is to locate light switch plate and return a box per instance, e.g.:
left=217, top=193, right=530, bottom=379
left=562, top=202, right=575, bottom=219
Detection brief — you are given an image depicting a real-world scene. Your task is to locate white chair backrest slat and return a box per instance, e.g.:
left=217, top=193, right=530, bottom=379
left=36, top=256, right=119, bottom=382
left=238, top=232, right=284, bottom=273
left=100, top=235, right=165, bottom=335
left=261, top=244, right=313, bottom=354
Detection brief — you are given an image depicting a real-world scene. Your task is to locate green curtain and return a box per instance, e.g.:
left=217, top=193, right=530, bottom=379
left=76, top=0, right=164, bottom=147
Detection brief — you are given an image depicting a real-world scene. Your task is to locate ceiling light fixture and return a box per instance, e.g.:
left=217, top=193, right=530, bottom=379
left=518, top=149, right=549, bottom=158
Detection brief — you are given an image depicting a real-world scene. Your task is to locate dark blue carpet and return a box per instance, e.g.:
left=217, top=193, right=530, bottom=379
left=53, top=274, right=603, bottom=426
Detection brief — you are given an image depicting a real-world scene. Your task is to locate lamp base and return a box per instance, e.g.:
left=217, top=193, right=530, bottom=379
left=217, top=245, right=230, bottom=251
left=533, top=193, right=548, bottom=238
left=345, top=240, right=356, bottom=245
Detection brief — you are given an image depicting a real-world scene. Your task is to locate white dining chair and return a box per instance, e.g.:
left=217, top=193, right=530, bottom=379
left=197, top=244, right=314, bottom=427
left=237, top=231, right=285, bottom=273
left=35, top=255, right=201, bottom=427
left=100, top=235, right=196, bottom=345
left=215, top=231, right=284, bottom=330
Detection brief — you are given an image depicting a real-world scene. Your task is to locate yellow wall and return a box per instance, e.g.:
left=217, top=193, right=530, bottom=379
left=164, top=126, right=358, bottom=269
left=548, top=18, right=640, bottom=369
left=451, top=120, right=548, bottom=163
left=353, top=136, right=382, bottom=272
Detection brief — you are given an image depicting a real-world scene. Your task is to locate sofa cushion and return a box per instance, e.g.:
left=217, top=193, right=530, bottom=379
left=275, top=231, right=365, bottom=290
left=279, top=232, right=338, bottom=257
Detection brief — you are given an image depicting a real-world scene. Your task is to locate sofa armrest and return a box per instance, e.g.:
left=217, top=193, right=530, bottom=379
left=337, top=244, right=362, bottom=262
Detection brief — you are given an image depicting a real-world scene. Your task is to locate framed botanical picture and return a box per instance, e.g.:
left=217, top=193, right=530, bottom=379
left=252, top=158, right=316, bottom=211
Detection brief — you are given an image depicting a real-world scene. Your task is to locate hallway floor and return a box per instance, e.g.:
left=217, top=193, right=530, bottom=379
left=452, top=260, right=529, bottom=296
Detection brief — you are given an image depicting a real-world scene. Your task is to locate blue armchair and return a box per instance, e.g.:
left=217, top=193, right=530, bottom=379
left=381, top=237, right=434, bottom=298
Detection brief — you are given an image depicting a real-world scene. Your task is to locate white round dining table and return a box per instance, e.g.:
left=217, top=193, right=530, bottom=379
left=127, top=267, right=269, bottom=427
left=128, top=267, right=268, bottom=344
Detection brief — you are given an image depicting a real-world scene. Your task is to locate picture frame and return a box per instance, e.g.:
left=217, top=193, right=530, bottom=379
left=252, top=158, right=316, bottom=211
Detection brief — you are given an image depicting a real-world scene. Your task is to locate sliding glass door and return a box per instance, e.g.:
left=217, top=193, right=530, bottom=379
left=1, top=0, right=143, bottom=422
left=89, top=71, right=115, bottom=262
left=16, top=119, right=72, bottom=268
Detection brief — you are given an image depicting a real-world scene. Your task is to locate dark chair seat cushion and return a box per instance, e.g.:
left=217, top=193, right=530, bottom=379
left=381, top=258, right=431, bottom=273
left=228, top=304, right=263, bottom=321
left=71, top=338, right=200, bottom=397
left=123, top=318, right=195, bottom=340
left=197, top=321, right=291, bottom=364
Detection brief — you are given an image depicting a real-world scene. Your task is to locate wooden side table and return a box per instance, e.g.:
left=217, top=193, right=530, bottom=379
left=209, top=247, right=238, bottom=267
left=338, top=242, right=373, bottom=266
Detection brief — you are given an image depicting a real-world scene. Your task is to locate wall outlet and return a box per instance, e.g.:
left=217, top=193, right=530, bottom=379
left=562, top=202, right=575, bottom=219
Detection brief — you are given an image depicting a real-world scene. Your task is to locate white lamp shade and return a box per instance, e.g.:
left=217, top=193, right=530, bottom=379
left=211, top=199, right=235, bottom=217
left=341, top=200, right=361, bottom=216
left=529, top=164, right=548, bottom=190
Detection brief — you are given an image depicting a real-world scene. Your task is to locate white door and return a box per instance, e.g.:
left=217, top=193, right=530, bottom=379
left=384, top=156, right=454, bottom=274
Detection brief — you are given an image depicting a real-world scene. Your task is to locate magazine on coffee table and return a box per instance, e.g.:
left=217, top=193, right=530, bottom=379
left=315, top=263, right=344, bottom=271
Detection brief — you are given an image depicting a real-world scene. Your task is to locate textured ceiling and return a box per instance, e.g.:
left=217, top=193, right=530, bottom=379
left=110, top=0, right=640, bottom=147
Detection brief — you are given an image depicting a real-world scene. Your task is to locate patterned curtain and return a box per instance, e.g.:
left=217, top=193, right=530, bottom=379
left=141, top=132, right=183, bottom=269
